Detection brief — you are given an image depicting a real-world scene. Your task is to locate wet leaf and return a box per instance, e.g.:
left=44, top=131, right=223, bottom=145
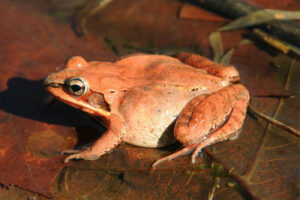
left=1, top=0, right=300, bottom=199
left=0, top=185, right=47, bottom=200
left=208, top=55, right=300, bottom=200
left=231, top=44, right=299, bottom=97
left=47, top=144, right=217, bottom=199
left=219, top=40, right=252, bottom=65
left=74, top=0, right=115, bottom=35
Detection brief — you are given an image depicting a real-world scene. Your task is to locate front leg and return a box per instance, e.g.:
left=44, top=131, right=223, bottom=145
left=64, top=114, right=126, bottom=163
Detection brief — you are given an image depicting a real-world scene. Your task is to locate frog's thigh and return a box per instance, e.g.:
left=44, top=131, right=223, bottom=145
left=175, top=84, right=249, bottom=145
left=190, top=86, right=249, bottom=162
left=152, top=84, right=249, bottom=168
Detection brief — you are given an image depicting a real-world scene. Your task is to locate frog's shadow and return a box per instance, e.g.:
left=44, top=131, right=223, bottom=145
left=0, top=77, right=105, bottom=146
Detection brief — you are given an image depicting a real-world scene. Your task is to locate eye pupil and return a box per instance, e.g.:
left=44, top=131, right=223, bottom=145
left=71, top=84, right=82, bottom=92
left=66, top=78, right=87, bottom=96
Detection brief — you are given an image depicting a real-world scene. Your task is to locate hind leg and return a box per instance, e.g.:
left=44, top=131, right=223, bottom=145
left=151, top=84, right=249, bottom=169
left=175, top=52, right=240, bottom=82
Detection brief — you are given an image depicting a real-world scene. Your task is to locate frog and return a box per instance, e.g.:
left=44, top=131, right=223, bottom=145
left=44, top=52, right=249, bottom=168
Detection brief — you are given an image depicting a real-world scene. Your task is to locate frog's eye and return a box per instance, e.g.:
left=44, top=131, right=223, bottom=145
left=65, top=78, right=88, bottom=96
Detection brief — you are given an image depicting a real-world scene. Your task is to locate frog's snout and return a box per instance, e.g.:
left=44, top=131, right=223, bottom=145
left=43, top=73, right=61, bottom=88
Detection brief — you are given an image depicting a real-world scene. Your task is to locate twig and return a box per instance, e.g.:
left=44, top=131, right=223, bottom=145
left=191, top=0, right=300, bottom=48
left=207, top=181, right=217, bottom=200
left=248, top=103, right=300, bottom=137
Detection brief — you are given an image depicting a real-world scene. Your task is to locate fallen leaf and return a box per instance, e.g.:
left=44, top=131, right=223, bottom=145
left=1, top=0, right=300, bottom=199
left=207, top=55, right=300, bottom=200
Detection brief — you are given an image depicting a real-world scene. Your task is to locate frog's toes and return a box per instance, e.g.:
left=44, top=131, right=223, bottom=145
left=63, top=149, right=99, bottom=163
left=191, top=148, right=202, bottom=164
left=229, top=134, right=239, bottom=140
left=64, top=154, right=77, bottom=163
left=191, top=141, right=210, bottom=163
left=64, top=152, right=84, bottom=163
left=229, top=129, right=242, bottom=140
left=151, top=144, right=198, bottom=169
left=61, top=149, right=81, bottom=155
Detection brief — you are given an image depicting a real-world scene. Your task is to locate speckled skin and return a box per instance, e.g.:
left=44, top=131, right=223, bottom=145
left=44, top=53, right=249, bottom=166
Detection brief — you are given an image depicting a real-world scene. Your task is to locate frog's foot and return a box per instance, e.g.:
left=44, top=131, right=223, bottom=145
left=61, top=149, right=81, bottom=155
left=63, top=114, right=126, bottom=163
left=64, top=148, right=99, bottom=163
left=151, top=144, right=198, bottom=169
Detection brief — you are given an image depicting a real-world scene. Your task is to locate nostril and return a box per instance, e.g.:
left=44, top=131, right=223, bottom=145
left=50, top=82, right=60, bottom=88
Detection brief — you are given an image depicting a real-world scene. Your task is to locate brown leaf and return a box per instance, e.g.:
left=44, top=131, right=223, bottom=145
left=231, top=44, right=299, bottom=97
left=1, top=0, right=300, bottom=199
left=208, top=55, right=300, bottom=199
left=50, top=144, right=215, bottom=199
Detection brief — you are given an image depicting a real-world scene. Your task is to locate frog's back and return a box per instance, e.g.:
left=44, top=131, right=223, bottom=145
left=116, top=54, right=229, bottom=94
left=116, top=54, right=203, bottom=76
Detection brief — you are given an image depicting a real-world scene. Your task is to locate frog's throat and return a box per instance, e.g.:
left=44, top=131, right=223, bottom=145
left=54, top=93, right=111, bottom=117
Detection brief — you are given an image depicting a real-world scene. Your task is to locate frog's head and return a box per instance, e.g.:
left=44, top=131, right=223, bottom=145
left=44, top=56, right=113, bottom=119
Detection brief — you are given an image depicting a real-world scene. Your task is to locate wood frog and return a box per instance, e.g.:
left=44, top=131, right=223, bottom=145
left=44, top=52, right=249, bottom=168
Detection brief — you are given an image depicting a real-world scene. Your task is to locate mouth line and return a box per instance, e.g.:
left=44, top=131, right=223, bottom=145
left=56, top=93, right=111, bottom=117
left=44, top=85, right=111, bottom=118
left=44, top=82, right=64, bottom=88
